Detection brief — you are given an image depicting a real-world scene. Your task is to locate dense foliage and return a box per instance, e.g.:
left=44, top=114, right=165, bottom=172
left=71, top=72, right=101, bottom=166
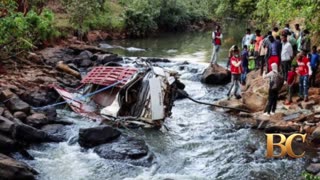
left=0, top=1, right=57, bottom=56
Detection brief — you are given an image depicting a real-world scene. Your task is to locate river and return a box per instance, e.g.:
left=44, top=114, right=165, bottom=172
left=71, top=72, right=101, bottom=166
left=19, top=21, right=306, bottom=180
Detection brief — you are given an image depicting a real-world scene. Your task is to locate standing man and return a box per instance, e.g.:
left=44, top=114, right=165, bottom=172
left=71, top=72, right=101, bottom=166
left=309, top=46, right=319, bottom=87
left=211, top=25, right=223, bottom=65
left=227, top=46, right=242, bottom=99
left=255, top=29, right=263, bottom=69
left=301, top=30, right=311, bottom=54
left=242, top=29, right=253, bottom=48
left=281, top=34, right=293, bottom=82
left=297, top=52, right=312, bottom=102
left=267, top=35, right=281, bottom=72
left=294, top=24, right=302, bottom=40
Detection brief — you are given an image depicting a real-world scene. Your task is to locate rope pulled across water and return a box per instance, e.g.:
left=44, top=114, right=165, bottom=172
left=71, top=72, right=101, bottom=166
left=176, top=89, right=250, bottom=113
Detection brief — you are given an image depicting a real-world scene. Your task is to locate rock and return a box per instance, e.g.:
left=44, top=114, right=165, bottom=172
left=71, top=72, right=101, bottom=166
left=20, top=89, right=59, bottom=107
left=94, top=136, right=153, bottom=167
left=307, top=163, right=320, bottom=174
left=0, top=116, right=14, bottom=135
left=301, top=100, right=316, bottom=110
left=309, top=88, right=320, bottom=96
left=25, top=113, right=49, bottom=127
left=265, top=122, right=300, bottom=133
left=78, top=125, right=121, bottom=148
left=13, top=111, right=27, bottom=121
left=0, top=133, right=17, bottom=153
left=0, top=107, right=4, bottom=116
left=216, top=99, right=248, bottom=112
left=78, top=50, right=93, bottom=60
left=201, top=64, right=231, bottom=85
left=27, top=52, right=43, bottom=64
left=0, top=153, right=38, bottom=180
left=239, top=112, right=253, bottom=118
left=0, top=89, right=14, bottom=102
left=41, top=124, right=69, bottom=141
left=13, top=123, right=62, bottom=143
left=3, top=110, right=14, bottom=120
left=79, top=59, right=93, bottom=67
left=95, top=54, right=122, bottom=65
left=311, top=126, right=320, bottom=144
left=5, top=96, right=30, bottom=114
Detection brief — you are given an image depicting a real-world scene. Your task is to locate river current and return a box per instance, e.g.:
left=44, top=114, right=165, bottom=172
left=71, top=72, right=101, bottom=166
left=19, top=21, right=306, bottom=180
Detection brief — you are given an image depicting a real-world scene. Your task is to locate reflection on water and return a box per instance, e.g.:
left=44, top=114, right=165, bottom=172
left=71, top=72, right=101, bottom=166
left=101, top=20, right=245, bottom=64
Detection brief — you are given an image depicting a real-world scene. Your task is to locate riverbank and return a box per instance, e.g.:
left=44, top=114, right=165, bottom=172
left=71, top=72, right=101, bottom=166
left=203, top=64, right=320, bottom=177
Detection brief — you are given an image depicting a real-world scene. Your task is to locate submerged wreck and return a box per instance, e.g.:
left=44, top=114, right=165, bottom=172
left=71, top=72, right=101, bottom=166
left=54, top=62, right=181, bottom=128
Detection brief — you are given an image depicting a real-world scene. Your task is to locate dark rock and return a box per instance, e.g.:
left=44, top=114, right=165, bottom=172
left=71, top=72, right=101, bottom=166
left=0, top=133, right=17, bottom=153
left=27, top=52, right=43, bottom=64
left=0, top=116, right=14, bottom=135
left=20, top=89, right=59, bottom=107
left=0, top=107, right=4, bottom=116
left=0, top=153, right=38, bottom=180
left=78, top=125, right=121, bottom=148
left=145, top=58, right=170, bottom=63
left=201, top=64, right=231, bottom=85
left=79, top=59, right=93, bottom=67
left=306, top=163, right=320, bottom=174
left=94, top=136, right=153, bottom=167
left=0, top=89, right=14, bottom=102
left=5, top=96, right=30, bottom=114
left=13, top=111, right=27, bottom=121
left=96, top=54, right=122, bottom=65
left=13, top=123, right=62, bottom=143
left=78, top=50, right=93, bottom=60
left=3, top=110, right=14, bottom=120
left=301, top=100, right=316, bottom=110
left=265, top=123, right=300, bottom=133
left=41, top=124, right=69, bottom=141
left=25, top=113, right=49, bottom=127
left=311, top=126, right=320, bottom=144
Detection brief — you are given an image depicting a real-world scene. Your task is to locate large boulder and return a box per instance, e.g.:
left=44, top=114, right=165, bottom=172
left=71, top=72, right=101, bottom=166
left=4, top=96, right=30, bottom=114
left=0, top=133, right=17, bottom=153
left=311, top=126, right=320, bottom=144
left=41, top=124, right=69, bottom=141
left=25, top=113, right=49, bottom=127
left=0, top=153, right=38, bottom=180
left=94, top=136, right=153, bottom=167
left=13, top=123, right=62, bottom=143
left=0, top=116, right=15, bottom=135
left=306, top=163, right=320, bottom=174
left=78, top=125, right=121, bottom=148
left=201, top=64, right=231, bottom=85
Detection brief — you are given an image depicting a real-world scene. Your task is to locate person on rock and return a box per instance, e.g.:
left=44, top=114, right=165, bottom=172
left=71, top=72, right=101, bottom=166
left=309, top=46, right=319, bottom=87
left=281, top=34, right=293, bottom=82
left=259, top=33, right=270, bottom=76
left=227, top=47, right=242, bottom=99
left=297, top=52, right=312, bottom=102
left=267, top=35, right=281, bottom=72
left=285, top=66, right=297, bottom=105
left=242, top=29, right=253, bottom=48
left=241, top=45, right=249, bottom=85
left=300, top=30, right=311, bottom=55
left=211, top=25, right=223, bottom=65
left=263, top=63, right=282, bottom=116
left=226, top=45, right=237, bottom=69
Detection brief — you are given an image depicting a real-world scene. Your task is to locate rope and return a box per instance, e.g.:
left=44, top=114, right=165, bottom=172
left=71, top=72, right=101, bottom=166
left=177, top=89, right=250, bottom=113
left=32, top=76, right=132, bottom=110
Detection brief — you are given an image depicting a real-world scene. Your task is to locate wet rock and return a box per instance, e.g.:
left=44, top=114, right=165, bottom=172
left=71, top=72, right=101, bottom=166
left=301, top=100, right=316, bottom=110
left=5, top=96, right=30, bottom=114
left=94, top=136, right=152, bottom=167
left=0, top=107, right=4, bottom=116
left=20, top=89, right=59, bottom=107
left=41, top=124, right=69, bottom=141
left=201, top=64, right=231, bottom=85
left=78, top=125, right=121, bottom=148
left=216, top=99, right=248, bottom=112
left=13, top=123, right=62, bottom=143
left=0, top=153, right=38, bottom=180
left=311, top=126, right=320, bottom=144
left=145, top=58, right=170, bottom=63
left=78, top=50, right=93, bottom=60
left=13, top=111, right=27, bottom=121
left=307, top=163, right=320, bottom=174
left=96, top=54, right=122, bottom=65
left=25, top=113, right=49, bottom=127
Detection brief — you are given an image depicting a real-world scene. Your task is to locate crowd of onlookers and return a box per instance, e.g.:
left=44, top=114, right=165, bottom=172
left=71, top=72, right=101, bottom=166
left=211, top=24, right=320, bottom=116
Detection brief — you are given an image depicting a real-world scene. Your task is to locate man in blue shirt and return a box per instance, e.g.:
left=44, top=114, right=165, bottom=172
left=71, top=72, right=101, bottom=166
left=310, top=46, right=319, bottom=87
left=241, top=45, right=249, bottom=85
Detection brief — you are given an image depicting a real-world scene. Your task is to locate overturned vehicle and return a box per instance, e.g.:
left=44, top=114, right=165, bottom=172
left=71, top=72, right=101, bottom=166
left=54, top=62, right=182, bottom=128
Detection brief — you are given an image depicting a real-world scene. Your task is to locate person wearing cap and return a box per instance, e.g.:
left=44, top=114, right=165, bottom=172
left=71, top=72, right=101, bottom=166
left=281, top=34, right=293, bottom=81
left=211, top=25, right=223, bottom=65
left=297, top=52, right=312, bottom=102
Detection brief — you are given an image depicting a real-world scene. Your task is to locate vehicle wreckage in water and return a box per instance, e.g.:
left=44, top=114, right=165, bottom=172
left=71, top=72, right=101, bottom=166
left=54, top=61, right=183, bottom=128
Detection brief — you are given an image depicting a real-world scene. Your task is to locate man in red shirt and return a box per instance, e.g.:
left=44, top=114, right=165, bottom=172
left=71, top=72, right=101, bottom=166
left=285, top=66, right=297, bottom=105
left=297, top=52, right=312, bottom=102
left=227, top=47, right=242, bottom=99
left=211, top=25, right=223, bottom=65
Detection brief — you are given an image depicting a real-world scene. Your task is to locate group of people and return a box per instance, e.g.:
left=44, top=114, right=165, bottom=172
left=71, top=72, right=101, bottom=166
left=211, top=24, right=320, bottom=116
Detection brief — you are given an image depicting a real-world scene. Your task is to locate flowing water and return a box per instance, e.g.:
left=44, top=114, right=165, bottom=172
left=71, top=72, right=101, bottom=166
left=20, top=21, right=307, bottom=180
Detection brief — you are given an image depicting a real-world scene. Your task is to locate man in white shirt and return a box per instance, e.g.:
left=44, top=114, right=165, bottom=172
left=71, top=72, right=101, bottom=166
left=242, top=29, right=254, bottom=48
left=281, top=34, right=293, bottom=81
